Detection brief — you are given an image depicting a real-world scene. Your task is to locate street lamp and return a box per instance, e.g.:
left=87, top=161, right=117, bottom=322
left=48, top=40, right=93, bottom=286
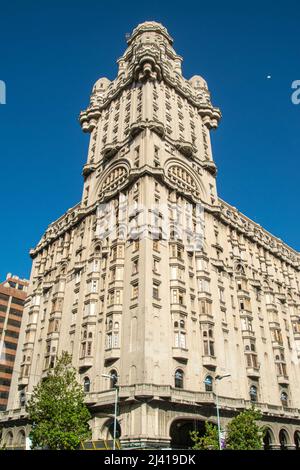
left=102, top=373, right=118, bottom=450
left=215, top=374, right=231, bottom=450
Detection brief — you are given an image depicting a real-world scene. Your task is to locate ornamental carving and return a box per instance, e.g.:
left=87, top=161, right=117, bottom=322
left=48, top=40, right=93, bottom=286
left=164, top=160, right=203, bottom=201
left=98, top=163, right=130, bottom=200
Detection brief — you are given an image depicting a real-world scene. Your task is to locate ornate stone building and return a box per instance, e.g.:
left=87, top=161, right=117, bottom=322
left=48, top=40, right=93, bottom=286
left=1, top=21, right=300, bottom=450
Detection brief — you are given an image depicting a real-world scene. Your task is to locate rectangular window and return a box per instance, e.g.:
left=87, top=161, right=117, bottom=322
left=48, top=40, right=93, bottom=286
left=107, top=333, right=112, bottom=349
left=91, top=280, right=98, bottom=293
left=116, top=290, right=121, bottom=304
left=180, top=332, right=186, bottom=349
left=132, top=284, right=139, bottom=298
left=113, top=332, right=119, bottom=348
left=153, top=240, right=159, bottom=251
left=153, top=286, right=159, bottom=300
left=132, top=259, right=139, bottom=275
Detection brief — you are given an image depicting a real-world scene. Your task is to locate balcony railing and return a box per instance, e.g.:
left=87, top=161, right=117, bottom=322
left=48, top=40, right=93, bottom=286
left=2, top=385, right=300, bottom=424
left=172, top=347, right=188, bottom=361
left=202, top=355, right=217, bottom=369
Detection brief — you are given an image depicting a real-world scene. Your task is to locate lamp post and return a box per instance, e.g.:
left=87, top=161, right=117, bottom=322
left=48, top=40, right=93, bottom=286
left=102, top=373, right=118, bottom=450
left=215, top=374, right=231, bottom=450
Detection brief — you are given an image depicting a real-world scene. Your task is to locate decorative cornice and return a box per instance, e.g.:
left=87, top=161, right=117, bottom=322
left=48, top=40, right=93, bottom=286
left=30, top=193, right=300, bottom=270
left=218, top=198, right=300, bottom=269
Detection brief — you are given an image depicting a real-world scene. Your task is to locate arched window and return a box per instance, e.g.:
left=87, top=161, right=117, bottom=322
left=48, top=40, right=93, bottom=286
left=180, top=320, right=185, bottom=328
left=294, top=431, right=300, bottom=450
left=88, top=332, right=93, bottom=338
left=204, top=375, right=213, bottom=392
left=109, top=370, right=118, bottom=389
left=175, top=369, right=184, bottom=389
left=249, top=385, right=258, bottom=402
left=279, top=429, right=289, bottom=449
left=174, top=321, right=178, bottom=328
left=83, top=377, right=90, bottom=393
left=108, top=319, right=113, bottom=331
left=16, top=430, right=25, bottom=446
left=6, top=432, right=13, bottom=447
left=280, top=391, right=288, bottom=407
left=19, top=391, right=26, bottom=407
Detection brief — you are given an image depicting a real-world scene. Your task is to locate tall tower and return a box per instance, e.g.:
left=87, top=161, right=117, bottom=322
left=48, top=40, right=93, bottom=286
left=2, top=22, right=300, bottom=450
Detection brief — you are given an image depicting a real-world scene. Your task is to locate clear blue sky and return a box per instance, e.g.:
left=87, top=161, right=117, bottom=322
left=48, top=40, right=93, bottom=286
left=0, top=0, right=299, bottom=281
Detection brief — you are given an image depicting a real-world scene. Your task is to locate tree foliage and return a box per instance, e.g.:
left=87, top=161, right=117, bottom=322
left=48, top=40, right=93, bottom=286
left=226, top=408, right=266, bottom=450
left=190, top=408, right=266, bottom=451
left=26, top=352, right=91, bottom=450
left=190, top=422, right=219, bottom=450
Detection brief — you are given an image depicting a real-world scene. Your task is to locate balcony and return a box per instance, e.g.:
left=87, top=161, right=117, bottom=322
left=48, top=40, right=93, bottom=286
left=277, top=375, right=289, bottom=385
left=272, top=340, right=284, bottom=349
left=82, top=162, right=96, bottom=178
left=84, top=292, right=99, bottom=302
left=241, top=329, right=255, bottom=339
left=170, top=303, right=187, bottom=313
left=202, top=355, right=217, bottom=369
left=268, top=321, right=280, bottom=329
left=239, top=309, right=253, bottom=318
left=174, top=139, right=195, bottom=158
left=266, top=303, right=278, bottom=311
left=104, top=348, right=120, bottom=362
left=86, top=271, right=100, bottom=281
left=237, top=289, right=250, bottom=299
left=246, top=367, right=260, bottom=379
left=74, top=260, right=85, bottom=270
left=199, top=314, right=214, bottom=324
left=102, top=142, right=122, bottom=159
left=18, top=376, right=29, bottom=386
left=172, top=347, right=188, bottom=362
left=46, top=331, right=60, bottom=340
left=198, top=292, right=212, bottom=300
left=202, top=159, right=217, bottom=176
left=79, top=356, right=93, bottom=369
left=29, top=305, right=40, bottom=315
left=82, top=314, right=97, bottom=325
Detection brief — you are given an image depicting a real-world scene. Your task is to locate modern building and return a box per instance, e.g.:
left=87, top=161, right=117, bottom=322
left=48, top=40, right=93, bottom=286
left=1, top=21, right=300, bottom=450
left=0, top=274, right=29, bottom=411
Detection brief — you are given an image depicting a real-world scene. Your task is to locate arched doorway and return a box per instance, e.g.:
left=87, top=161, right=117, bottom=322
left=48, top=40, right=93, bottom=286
left=104, top=419, right=121, bottom=440
left=170, top=419, right=207, bottom=449
left=279, top=429, right=289, bottom=450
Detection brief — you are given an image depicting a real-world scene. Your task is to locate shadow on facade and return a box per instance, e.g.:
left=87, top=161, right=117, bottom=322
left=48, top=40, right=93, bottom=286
left=170, top=419, right=206, bottom=449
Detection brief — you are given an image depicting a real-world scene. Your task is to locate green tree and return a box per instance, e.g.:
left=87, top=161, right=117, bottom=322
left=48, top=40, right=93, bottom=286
left=226, top=408, right=266, bottom=450
left=190, top=422, right=219, bottom=450
left=26, top=352, right=91, bottom=450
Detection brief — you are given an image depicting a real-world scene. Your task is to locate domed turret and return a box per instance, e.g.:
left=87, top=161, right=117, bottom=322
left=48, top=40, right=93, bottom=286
left=92, top=77, right=111, bottom=93
left=189, top=75, right=208, bottom=90
left=127, top=21, right=173, bottom=45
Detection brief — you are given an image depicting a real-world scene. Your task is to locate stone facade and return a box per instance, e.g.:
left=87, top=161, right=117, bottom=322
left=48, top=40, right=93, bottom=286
left=1, top=21, right=300, bottom=450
